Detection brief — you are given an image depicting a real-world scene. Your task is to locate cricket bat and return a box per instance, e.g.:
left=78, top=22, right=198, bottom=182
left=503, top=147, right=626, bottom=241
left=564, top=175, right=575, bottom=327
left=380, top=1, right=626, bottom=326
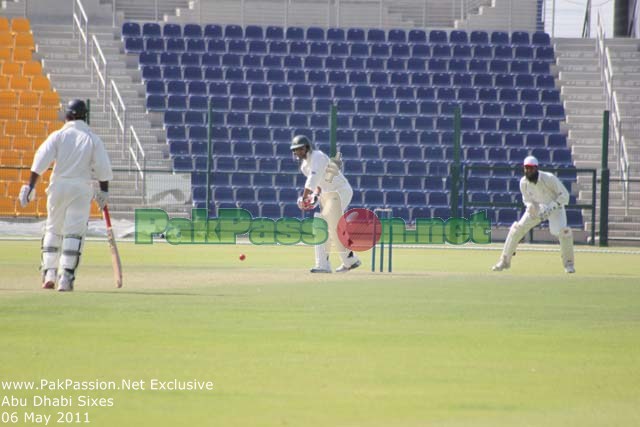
left=103, top=205, right=123, bottom=288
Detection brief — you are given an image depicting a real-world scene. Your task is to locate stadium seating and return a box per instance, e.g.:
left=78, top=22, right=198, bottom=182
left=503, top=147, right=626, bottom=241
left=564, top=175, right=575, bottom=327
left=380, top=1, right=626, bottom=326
left=0, top=17, right=72, bottom=218
left=125, top=23, right=580, bottom=226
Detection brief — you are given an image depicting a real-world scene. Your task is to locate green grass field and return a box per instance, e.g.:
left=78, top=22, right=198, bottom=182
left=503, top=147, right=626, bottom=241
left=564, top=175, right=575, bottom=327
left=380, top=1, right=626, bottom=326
left=1, top=240, right=639, bottom=427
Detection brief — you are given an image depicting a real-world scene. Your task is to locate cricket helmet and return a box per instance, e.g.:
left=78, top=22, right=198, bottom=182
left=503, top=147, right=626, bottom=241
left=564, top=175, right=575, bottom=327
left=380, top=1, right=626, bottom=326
left=65, top=99, right=88, bottom=121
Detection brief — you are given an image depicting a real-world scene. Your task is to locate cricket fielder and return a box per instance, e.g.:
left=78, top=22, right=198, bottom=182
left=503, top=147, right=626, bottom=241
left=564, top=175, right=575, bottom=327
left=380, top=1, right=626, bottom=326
left=492, top=156, right=575, bottom=273
left=290, top=135, right=361, bottom=273
left=18, top=99, right=114, bottom=291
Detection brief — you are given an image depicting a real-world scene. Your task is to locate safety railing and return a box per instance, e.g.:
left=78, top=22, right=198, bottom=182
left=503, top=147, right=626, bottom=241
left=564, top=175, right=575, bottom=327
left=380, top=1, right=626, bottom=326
left=596, top=12, right=631, bottom=214
left=90, top=35, right=109, bottom=111
left=128, top=126, right=147, bottom=204
left=109, top=79, right=127, bottom=156
left=72, top=0, right=89, bottom=69
left=165, top=0, right=492, bottom=29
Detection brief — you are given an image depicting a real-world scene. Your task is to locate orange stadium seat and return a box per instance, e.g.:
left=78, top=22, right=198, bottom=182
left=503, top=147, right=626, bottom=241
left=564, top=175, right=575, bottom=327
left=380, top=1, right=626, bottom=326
left=0, top=181, right=7, bottom=196
left=16, top=199, right=37, bottom=217
left=0, top=135, right=11, bottom=148
left=10, top=17, right=31, bottom=34
left=12, top=136, right=34, bottom=150
left=0, top=168, right=20, bottom=181
left=0, top=46, right=11, bottom=61
left=7, top=181, right=22, bottom=197
left=0, top=106, right=14, bottom=120
left=22, top=60, right=42, bottom=76
left=0, top=32, right=12, bottom=48
left=13, top=33, right=34, bottom=50
left=0, top=75, right=8, bottom=89
left=0, top=197, right=16, bottom=217
left=38, top=107, right=60, bottom=121
left=1, top=61, right=21, bottom=76
left=40, top=91, right=60, bottom=107
left=12, top=46, right=32, bottom=62
left=4, top=120, right=24, bottom=136
left=47, top=121, right=63, bottom=132
left=0, top=89, right=18, bottom=105
left=17, top=105, right=37, bottom=121
left=0, top=149, right=23, bottom=167
left=18, top=90, right=38, bottom=106
left=31, top=75, right=51, bottom=91
left=10, top=75, right=30, bottom=90
left=25, top=120, right=47, bottom=137
left=0, top=17, right=9, bottom=32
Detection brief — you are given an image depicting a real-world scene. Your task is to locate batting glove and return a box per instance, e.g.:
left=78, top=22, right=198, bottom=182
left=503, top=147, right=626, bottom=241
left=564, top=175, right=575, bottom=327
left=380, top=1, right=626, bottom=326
left=18, top=184, right=35, bottom=208
left=95, top=190, right=109, bottom=210
left=297, top=193, right=319, bottom=211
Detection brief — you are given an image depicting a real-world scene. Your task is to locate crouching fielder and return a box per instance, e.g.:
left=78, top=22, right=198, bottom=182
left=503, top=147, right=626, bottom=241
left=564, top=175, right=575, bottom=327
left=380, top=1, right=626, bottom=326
left=18, top=99, right=113, bottom=291
left=290, top=135, right=361, bottom=273
left=492, top=156, right=575, bottom=273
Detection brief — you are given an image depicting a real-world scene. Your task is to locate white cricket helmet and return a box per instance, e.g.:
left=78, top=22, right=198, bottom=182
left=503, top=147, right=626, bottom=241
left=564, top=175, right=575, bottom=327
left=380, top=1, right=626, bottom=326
left=523, top=155, right=539, bottom=167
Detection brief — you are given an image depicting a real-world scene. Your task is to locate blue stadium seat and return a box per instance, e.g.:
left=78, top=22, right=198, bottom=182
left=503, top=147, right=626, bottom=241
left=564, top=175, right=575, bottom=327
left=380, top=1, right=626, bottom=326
left=515, top=46, right=534, bottom=59
left=225, top=24, right=243, bottom=39
left=265, top=25, right=284, bottom=40
left=388, top=29, right=406, bottom=43
left=204, top=24, right=222, bottom=39
left=532, top=32, right=551, bottom=45
left=548, top=134, right=567, bottom=148
left=408, top=29, right=426, bottom=43
left=450, top=30, right=468, bottom=44
left=122, top=22, right=140, bottom=37
left=164, top=24, right=182, bottom=38
left=531, top=61, right=550, bottom=74
left=497, top=209, right=518, bottom=225
left=242, top=25, right=262, bottom=40
left=142, top=22, right=161, bottom=37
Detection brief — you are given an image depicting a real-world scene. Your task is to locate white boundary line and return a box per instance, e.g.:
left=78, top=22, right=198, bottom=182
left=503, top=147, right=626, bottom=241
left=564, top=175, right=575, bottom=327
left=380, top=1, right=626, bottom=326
left=2, top=236, right=639, bottom=255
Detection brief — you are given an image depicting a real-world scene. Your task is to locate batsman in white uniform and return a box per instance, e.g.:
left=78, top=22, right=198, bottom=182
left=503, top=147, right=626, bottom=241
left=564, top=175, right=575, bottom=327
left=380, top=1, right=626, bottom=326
left=18, top=99, right=113, bottom=291
left=290, top=135, right=361, bottom=273
left=492, top=155, right=575, bottom=273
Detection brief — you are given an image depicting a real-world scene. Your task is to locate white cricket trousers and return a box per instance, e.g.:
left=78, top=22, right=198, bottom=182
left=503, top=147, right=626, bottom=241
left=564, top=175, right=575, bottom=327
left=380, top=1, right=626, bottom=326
left=319, top=187, right=353, bottom=261
left=45, top=179, right=93, bottom=236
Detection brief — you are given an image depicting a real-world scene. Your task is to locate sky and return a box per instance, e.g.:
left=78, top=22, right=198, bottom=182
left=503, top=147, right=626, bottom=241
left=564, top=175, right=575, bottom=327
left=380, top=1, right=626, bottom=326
left=544, top=0, right=616, bottom=38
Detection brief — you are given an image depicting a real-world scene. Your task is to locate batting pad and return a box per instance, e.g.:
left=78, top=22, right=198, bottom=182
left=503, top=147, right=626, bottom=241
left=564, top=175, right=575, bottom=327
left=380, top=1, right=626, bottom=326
left=41, top=232, right=62, bottom=272
left=559, top=227, right=575, bottom=267
left=60, top=235, right=84, bottom=274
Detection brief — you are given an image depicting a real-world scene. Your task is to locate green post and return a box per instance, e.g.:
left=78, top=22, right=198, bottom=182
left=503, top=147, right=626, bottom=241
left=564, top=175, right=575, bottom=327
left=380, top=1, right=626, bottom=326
left=450, top=107, right=461, bottom=218
left=330, top=104, right=337, bottom=157
left=86, top=98, right=90, bottom=125
left=599, top=110, right=610, bottom=246
left=206, top=99, right=212, bottom=218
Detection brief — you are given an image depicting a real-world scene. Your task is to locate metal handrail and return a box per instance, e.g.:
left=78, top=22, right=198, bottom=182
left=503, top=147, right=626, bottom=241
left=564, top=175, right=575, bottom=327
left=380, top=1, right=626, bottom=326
left=72, top=0, right=89, bottom=69
left=582, top=0, right=592, bottom=38
left=187, top=0, right=493, bottom=29
left=128, top=126, right=146, bottom=204
left=597, top=12, right=631, bottom=215
left=90, top=35, right=108, bottom=111
left=109, top=79, right=127, bottom=156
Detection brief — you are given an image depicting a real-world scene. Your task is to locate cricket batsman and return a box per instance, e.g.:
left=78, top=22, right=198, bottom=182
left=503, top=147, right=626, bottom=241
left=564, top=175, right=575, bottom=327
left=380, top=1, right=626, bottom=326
left=18, top=99, right=114, bottom=291
left=290, top=135, right=361, bottom=273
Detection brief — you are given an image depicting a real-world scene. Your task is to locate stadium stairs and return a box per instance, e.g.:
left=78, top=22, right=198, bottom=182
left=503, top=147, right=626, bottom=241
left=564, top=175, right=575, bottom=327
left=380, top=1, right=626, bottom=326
left=555, top=37, right=640, bottom=241
left=31, top=22, right=173, bottom=218
left=454, top=0, right=538, bottom=33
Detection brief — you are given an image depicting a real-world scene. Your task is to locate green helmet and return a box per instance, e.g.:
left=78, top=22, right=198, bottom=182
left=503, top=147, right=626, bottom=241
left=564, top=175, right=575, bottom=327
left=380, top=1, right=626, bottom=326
left=290, top=135, right=312, bottom=151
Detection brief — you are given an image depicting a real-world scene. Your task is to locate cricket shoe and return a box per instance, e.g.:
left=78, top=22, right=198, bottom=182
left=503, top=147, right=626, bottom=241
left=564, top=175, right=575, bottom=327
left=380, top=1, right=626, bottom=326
left=335, top=259, right=362, bottom=273
left=310, top=265, right=332, bottom=273
left=41, top=269, right=56, bottom=290
left=57, top=271, right=74, bottom=292
left=564, top=263, right=576, bottom=274
left=491, top=257, right=511, bottom=271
